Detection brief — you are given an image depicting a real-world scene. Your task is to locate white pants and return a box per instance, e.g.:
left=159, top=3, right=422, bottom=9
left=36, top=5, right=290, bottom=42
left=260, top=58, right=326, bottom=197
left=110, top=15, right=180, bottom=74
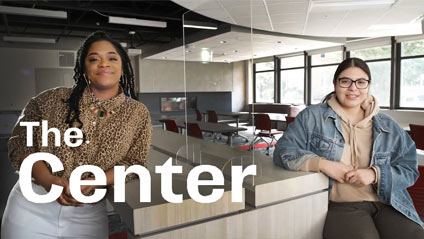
left=1, top=181, right=108, bottom=239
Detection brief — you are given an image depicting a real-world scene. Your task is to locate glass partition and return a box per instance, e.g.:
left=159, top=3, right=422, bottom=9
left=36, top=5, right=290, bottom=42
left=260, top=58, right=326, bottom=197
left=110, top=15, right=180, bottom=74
left=180, top=4, right=258, bottom=186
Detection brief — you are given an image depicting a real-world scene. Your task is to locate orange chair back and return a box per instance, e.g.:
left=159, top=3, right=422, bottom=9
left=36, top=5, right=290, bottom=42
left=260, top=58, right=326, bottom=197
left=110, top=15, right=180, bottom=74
left=286, top=116, right=295, bottom=125
left=163, top=119, right=179, bottom=133
left=410, top=124, right=424, bottom=150
left=207, top=110, right=218, bottom=123
left=185, top=122, right=203, bottom=139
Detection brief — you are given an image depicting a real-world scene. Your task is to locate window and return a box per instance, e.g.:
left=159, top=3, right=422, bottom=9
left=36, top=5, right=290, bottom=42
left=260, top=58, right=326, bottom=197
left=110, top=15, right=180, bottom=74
left=400, top=39, right=424, bottom=108
left=254, top=61, right=275, bottom=103
left=280, top=55, right=304, bottom=104
left=350, top=46, right=391, bottom=60
left=310, top=51, right=343, bottom=104
left=311, top=65, right=338, bottom=104
left=350, top=45, right=391, bottom=107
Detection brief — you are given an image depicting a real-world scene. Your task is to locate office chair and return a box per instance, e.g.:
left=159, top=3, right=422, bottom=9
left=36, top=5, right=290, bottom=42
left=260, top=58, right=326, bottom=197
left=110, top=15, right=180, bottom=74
left=163, top=119, right=179, bottom=133
left=250, top=114, right=283, bottom=155
left=185, top=122, right=203, bottom=139
left=408, top=165, right=424, bottom=219
left=195, top=109, right=202, bottom=121
left=410, top=124, right=424, bottom=150
left=207, top=110, right=218, bottom=123
left=206, top=110, right=222, bottom=140
left=285, top=116, right=295, bottom=126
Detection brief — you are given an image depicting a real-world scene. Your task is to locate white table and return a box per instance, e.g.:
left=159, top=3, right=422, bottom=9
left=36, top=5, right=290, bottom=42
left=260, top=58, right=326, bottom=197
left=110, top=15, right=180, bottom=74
left=418, top=149, right=424, bottom=166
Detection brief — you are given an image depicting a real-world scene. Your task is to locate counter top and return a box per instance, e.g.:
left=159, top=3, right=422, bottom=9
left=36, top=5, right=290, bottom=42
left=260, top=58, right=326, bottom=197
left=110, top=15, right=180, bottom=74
left=151, top=128, right=328, bottom=207
left=108, top=149, right=245, bottom=236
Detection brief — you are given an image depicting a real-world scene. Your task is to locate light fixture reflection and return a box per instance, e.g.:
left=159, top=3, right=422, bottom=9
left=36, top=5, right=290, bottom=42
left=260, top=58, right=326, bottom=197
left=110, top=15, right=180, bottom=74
left=201, top=48, right=213, bottom=63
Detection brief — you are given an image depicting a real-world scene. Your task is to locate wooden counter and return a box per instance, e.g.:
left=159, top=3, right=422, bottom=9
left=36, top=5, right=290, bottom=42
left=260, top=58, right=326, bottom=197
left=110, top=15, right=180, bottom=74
left=108, top=149, right=245, bottom=236
left=111, top=129, right=329, bottom=238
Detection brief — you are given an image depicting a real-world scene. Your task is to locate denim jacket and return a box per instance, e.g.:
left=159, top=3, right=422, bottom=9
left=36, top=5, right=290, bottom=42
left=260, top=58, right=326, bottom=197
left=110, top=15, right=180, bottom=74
left=273, top=103, right=423, bottom=227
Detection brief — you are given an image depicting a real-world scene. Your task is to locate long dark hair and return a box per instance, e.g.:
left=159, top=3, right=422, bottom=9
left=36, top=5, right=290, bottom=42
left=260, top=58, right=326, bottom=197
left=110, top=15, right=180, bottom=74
left=322, top=57, right=371, bottom=103
left=65, top=31, right=137, bottom=128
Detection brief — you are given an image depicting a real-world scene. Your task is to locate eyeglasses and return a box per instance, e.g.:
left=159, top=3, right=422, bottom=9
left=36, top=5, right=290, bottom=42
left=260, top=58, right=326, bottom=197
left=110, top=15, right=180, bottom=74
left=337, top=77, right=370, bottom=89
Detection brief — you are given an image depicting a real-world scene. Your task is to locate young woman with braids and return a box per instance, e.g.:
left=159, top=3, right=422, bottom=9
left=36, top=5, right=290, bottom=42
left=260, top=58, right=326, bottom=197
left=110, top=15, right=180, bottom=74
left=2, top=31, right=152, bottom=238
left=274, top=58, right=424, bottom=238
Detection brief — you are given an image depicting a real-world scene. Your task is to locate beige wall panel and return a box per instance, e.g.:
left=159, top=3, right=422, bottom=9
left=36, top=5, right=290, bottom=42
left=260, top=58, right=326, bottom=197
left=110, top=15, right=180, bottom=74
left=232, top=61, right=246, bottom=111
left=0, top=47, right=59, bottom=110
left=381, top=109, right=424, bottom=127
left=139, top=60, right=233, bottom=92
left=144, top=191, right=328, bottom=239
left=109, top=150, right=245, bottom=236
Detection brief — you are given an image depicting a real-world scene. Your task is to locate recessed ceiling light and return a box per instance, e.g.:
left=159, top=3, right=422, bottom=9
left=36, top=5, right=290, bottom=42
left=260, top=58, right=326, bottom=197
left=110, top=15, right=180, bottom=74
left=183, top=20, right=217, bottom=30
left=109, top=16, right=166, bottom=28
left=0, top=5, right=67, bottom=19
left=162, top=57, right=167, bottom=59
left=3, top=36, right=56, bottom=44
left=219, top=40, right=227, bottom=44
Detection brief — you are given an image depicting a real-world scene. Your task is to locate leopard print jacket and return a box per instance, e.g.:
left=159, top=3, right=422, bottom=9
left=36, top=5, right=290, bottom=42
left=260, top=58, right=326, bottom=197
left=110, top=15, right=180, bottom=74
left=8, top=87, right=152, bottom=181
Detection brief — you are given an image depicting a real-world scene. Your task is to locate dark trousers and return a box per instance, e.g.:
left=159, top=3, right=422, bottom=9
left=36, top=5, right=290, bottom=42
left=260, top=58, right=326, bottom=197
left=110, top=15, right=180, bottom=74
left=323, top=201, right=424, bottom=239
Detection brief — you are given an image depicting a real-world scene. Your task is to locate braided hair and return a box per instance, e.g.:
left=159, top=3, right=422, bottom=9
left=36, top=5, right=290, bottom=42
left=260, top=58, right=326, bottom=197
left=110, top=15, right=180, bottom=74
left=65, top=31, right=137, bottom=128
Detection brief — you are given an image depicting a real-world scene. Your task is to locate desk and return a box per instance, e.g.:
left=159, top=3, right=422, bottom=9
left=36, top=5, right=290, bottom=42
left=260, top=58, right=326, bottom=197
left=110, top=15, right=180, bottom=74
left=175, top=120, right=247, bottom=146
left=146, top=128, right=328, bottom=238
left=201, top=111, right=249, bottom=126
left=249, top=112, right=287, bottom=122
left=201, top=111, right=250, bottom=142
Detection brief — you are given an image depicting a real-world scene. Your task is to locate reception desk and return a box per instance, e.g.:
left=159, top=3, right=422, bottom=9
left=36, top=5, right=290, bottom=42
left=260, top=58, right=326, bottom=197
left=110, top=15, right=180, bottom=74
left=110, top=129, right=329, bottom=238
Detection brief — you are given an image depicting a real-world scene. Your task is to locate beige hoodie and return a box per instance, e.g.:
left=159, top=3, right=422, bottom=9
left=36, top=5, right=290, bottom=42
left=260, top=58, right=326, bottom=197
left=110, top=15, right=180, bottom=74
left=301, top=94, right=380, bottom=202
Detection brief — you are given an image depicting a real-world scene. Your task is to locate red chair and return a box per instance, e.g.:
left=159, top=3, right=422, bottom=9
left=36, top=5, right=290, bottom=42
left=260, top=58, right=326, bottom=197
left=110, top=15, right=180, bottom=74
left=408, top=166, right=424, bottom=219
left=410, top=124, right=424, bottom=150
left=195, top=109, right=202, bottom=121
left=286, top=116, right=295, bottom=126
left=163, top=119, right=179, bottom=133
left=250, top=114, right=283, bottom=155
left=207, top=110, right=218, bottom=123
left=185, top=122, right=203, bottom=139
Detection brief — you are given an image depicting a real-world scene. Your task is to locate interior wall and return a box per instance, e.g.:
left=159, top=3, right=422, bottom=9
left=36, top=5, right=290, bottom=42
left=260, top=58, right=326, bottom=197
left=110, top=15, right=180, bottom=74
left=138, top=59, right=233, bottom=92
left=0, top=47, right=140, bottom=111
left=381, top=109, right=424, bottom=127
left=232, top=61, right=246, bottom=111
left=0, top=47, right=61, bottom=110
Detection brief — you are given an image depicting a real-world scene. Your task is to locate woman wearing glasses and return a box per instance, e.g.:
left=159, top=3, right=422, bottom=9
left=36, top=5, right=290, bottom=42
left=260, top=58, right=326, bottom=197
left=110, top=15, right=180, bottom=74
left=273, top=58, right=424, bottom=238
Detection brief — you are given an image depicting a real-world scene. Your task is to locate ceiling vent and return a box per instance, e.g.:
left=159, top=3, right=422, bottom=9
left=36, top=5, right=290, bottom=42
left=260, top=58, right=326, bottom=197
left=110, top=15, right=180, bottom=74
left=58, top=51, right=75, bottom=68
